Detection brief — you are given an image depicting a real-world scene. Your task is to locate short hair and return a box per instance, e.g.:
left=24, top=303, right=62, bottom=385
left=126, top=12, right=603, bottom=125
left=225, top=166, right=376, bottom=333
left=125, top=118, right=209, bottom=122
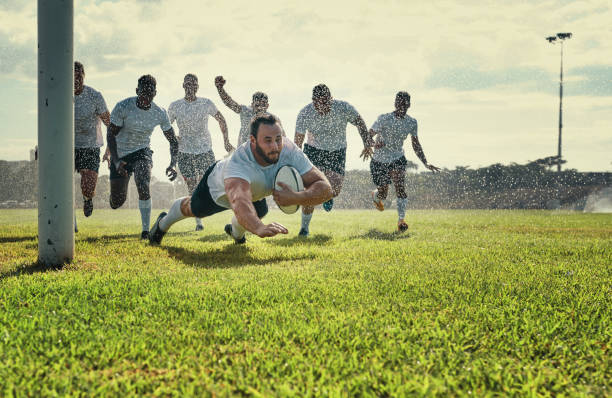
left=184, top=73, right=198, bottom=83
left=138, top=74, right=157, bottom=92
left=396, top=91, right=410, bottom=102
left=74, top=61, right=84, bottom=75
left=312, top=84, right=331, bottom=99
left=252, top=91, right=268, bottom=102
left=250, top=113, right=279, bottom=138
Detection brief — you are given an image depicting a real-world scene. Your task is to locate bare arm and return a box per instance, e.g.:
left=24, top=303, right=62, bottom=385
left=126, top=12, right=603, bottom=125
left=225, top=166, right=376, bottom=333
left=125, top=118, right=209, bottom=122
left=214, top=76, right=242, bottom=114
left=273, top=166, right=332, bottom=207
left=100, top=111, right=111, bottom=165
left=351, top=115, right=374, bottom=160
left=106, top=123, right=127, bottom=175
left=294, top=132, right=305, bottom=149
left=225, top=177, right=288, bottom=238
left=411, top=135, right=440, bottom=172
left=163, top=127, right=179, bottom=181
left=213, top=111, right=235, bottom=153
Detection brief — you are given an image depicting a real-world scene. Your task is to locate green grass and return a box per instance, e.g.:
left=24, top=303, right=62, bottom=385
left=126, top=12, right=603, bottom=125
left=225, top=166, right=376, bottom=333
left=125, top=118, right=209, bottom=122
left=0, top=209, right=610, bottom=396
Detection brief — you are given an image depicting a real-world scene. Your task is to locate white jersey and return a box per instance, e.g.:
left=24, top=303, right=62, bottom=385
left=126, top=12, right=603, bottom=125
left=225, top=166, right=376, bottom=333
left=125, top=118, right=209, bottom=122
left=237, top=105, right=255, bottom=146
left=168, top=97, right=218, bottom=155
left=74, top=85, right=108, bottom=148
left=295, top=100, right=360, bottom=151
left=110, top=97, right=172, bottom=158
left=371, top=112, right=418, bottom=163
left=207, top=137, right=313, bottom=208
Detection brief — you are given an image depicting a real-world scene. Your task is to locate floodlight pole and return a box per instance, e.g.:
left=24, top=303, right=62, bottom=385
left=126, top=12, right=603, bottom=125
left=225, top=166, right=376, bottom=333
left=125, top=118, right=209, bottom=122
left=38, top=0, right=74, bottom=266
left=547, top=32, right=572, bottom=172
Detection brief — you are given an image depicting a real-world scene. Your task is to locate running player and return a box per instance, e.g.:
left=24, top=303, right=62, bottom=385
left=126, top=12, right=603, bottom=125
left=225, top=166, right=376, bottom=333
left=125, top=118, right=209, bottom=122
left=214, top=75, right=272, bottom=146
left=149, top=114, right=332, bottom=245
left=294, top=84, right=373, bottom=236
left=74, top=61, right=110, bottom=217
left=107, top=74, right=179, bottom=239
left=369, top=91, right=440, bottom=232
left=168, top=73, right=234, bottom=231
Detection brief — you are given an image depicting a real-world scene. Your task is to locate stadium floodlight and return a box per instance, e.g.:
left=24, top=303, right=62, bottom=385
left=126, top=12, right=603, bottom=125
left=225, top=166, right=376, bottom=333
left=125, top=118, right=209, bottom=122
left=547, top=31, right=572, bottom=172
left=38, top=0, right=74, bottom=266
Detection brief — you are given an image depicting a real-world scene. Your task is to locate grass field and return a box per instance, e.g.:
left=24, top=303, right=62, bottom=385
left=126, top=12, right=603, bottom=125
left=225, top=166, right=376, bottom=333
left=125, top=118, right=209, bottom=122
left=0, top=209, right=610, bottom=396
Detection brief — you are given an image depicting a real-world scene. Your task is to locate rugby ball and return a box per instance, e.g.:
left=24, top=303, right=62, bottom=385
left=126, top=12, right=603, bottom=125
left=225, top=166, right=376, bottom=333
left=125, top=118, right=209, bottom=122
left=274, top=165, right=304, bottom=214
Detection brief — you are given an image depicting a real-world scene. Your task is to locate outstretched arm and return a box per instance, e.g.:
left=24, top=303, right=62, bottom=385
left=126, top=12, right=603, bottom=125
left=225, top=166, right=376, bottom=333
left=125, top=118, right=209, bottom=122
left=213, top=111, right=235, bottom=153
left=214, top=76, right=242, bottom=114
left=225, top=177, right=289, bottom=238
left=351, top=115, right=374, bottom=160
left=411, top=135, right=440, bottom=172
left=273, top=166, right=333, bottom=207
left=163, top=127, right=179, bottom=181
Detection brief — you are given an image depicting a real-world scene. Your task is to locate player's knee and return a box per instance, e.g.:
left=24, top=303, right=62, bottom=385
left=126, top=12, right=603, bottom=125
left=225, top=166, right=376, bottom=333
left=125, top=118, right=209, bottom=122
left=180, top=197, right=194, bottom=217
left=109, top=198, right=124, bottom=209
left=138, top=193, right=151, bottom=201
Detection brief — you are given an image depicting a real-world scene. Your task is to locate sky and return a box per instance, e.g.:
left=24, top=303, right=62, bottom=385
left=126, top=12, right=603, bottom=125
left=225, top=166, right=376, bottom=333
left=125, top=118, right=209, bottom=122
left=0, top=0, right=611, bottom=180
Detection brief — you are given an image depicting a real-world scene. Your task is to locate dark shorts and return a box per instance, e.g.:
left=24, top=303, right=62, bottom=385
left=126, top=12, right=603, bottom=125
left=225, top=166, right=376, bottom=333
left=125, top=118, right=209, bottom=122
left=75, top=147, right=100, bottom=173
left=178, top=150, right=216, bottom=180
left=370, top=156, right=408, bottom=186
left=109, top=148, right=153, bottom=180
left=190, top=162, right=268, bottom=219
left=303, top=144, right=346, bottom=176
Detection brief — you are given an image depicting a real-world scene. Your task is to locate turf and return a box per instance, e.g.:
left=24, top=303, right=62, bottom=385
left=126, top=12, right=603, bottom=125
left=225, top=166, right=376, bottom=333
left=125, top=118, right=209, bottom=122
left=0, top=209, right=610, bottom=396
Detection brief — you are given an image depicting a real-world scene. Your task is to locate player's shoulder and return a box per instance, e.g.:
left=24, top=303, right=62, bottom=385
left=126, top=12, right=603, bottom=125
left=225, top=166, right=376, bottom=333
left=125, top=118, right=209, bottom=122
left=168, top=98, right=183, bottom=109
left=83, top=85, right=102, bottom=97
left=298, top=102, right=314, bottom=115
left=404, top=113, right=417, bottom=124
left=114, top=96, right=135, bottom=109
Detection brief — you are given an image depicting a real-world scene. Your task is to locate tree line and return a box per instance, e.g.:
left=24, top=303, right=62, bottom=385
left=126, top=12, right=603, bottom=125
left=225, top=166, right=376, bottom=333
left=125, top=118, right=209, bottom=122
left=1, top=159, right=609, bottom=210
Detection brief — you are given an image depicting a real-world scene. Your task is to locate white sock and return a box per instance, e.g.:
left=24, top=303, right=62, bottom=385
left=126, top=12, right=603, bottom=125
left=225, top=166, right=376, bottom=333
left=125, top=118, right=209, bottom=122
left=397, top=198, right=408, bottom=220
left=139, top=199, right=151, bottom=231
left=301, top=212, right=313, bottom=230
left=159, top=197, right=188, bottom=232
left=195, top=217, right=202, bottom=227
left=231, top=215, right=246, bottom=239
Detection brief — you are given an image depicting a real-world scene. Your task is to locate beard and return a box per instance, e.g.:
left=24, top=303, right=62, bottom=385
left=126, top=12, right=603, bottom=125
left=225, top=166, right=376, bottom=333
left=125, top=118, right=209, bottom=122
left=255, top=142, right=279, bottom=165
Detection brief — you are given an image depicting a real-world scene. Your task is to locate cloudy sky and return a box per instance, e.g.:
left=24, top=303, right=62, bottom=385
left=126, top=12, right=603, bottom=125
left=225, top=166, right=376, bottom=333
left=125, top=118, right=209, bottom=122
left=1, top=0, right=610, bottom=179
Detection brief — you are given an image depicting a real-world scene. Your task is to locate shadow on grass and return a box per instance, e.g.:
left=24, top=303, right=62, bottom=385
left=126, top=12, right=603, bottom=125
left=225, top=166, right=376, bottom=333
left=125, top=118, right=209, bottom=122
left=350, top=229, right=412, bottom=241
left=196, top=233, right=231, bottom=243
left=163, top=244, right=316, bottom=268
left=79, top=232, right=193, bottom=244
left=266, top=234, right=332, bottom=247
left=0, top=261, right=64, bottom=281
left=0, top=235, right=36, bottom=243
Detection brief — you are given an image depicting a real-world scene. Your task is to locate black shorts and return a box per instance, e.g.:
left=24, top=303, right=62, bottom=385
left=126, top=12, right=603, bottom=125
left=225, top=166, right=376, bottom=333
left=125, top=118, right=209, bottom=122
left=190, top=162, right=268, bottom=219
left=75, top=147, right=100, bottom=173
left=178, top=150, right=215, bottom=179
left=109, top=148, right=153, bottom=180
left=303, top=144, right=346, bottom=176
left=370, top=156, right=408, bottom=186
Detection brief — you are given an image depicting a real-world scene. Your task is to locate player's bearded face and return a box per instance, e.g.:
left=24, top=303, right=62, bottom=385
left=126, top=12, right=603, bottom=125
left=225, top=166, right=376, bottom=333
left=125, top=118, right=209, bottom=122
left=255, top=139, right=280, bottom=164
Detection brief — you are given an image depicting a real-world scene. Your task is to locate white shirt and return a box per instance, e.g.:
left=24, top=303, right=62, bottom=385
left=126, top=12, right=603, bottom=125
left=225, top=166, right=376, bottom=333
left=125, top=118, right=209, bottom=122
left=237, top=105, right=255, bottom=146
left=207, top=137, right=313, bottom=208
left=371, top=112, right=418, bottom=163
left=295, top=100, right=360, bottom=151
left=110, top=97, right=172, bottom=158
left=74, top=86, right=108, bottom=148
left=168, top=97, right=218, bottom=154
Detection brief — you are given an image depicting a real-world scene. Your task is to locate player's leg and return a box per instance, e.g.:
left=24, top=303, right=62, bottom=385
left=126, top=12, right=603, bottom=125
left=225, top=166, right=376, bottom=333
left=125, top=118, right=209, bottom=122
left=133, top=158, right=153, bottom=239
left=370, top=160, right=391, bottom=211
left=151, top=162, right=224, bottom=245
left=179, top=151, right=204, bottom=230
left=192, top=151, right=215, bottom=230
left=225, top=198, right=268, bottom=244
left=76, top=148, right=100, bottom=217
left=321, top=148, right=346, bottom=212
left=109, top=174, right=130, bottom=210
left=390, top=157, right=409, bottom=232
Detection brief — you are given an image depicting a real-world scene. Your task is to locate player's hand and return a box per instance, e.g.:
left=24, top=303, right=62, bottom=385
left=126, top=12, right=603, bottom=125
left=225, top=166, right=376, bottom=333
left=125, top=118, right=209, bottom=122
left=102, top=148, right=111, bottom=168
left=166, top=165, right=178, bottom=181
left=224, top=140, right=235, bottom=153
left=255, top=222, right=288, bottom=238
left=426, top=163, right=441, bottom=173
left=215, top=76, right=226, bottom=89
left=273, top=182, right=299, bottom=206
left=374, top=139, right=385, bottom=149
left=360, top=146, right=373, bottom=161
left=115, top=160, right=128, bottom=177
